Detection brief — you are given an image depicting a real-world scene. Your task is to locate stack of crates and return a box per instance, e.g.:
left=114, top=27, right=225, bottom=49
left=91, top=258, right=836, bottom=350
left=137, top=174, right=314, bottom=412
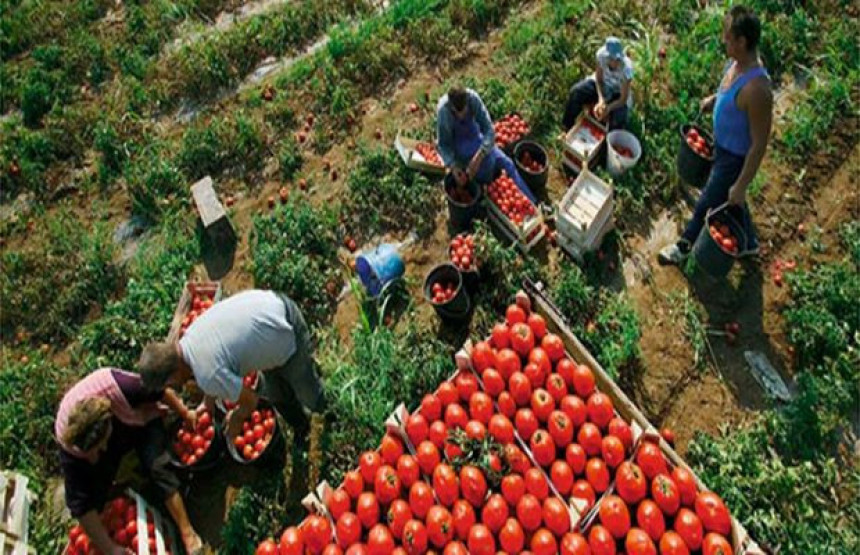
left=555, top=169, right=614, bottom=261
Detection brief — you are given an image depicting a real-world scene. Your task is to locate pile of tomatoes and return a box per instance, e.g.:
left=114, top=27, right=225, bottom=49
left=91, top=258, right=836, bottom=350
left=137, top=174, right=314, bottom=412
left=449, top=234, right=476, bottom=272
left=685, top=128, right=712, bottom=159
left=429, top=280, right=459, bottom=305
left=179, top=290, right=215, bottom=337
left=494, top=114, right=530, bottom=149
left=416, top=142, right=443, bottom=166
left=234, top=407, right=277, bottom=461
left=173, top=408, right=215, bottom=466
left=487, top=171, right=536, bottom=227
left=518, top=150, right=544, bottom=173
left=66, top=496, right=172, bottom=555
left=582, top=119, right=606, bottom=143
left=708, top=222, right=739, bottom=255
left=222, top=371, right=259, bottom=411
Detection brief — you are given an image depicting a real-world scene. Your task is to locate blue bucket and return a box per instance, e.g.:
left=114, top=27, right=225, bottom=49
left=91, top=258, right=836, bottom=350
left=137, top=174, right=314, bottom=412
left=356, top=243, right=405, bottom=297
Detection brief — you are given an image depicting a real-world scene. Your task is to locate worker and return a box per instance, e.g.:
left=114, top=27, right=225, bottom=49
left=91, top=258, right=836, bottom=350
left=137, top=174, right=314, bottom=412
left=659, top=5, right=771, bottom=265
left=139, top=289, right=324, bottom=444
left=436, top=85, right=537, bottom=203
left=562, top=36, right=634, bottom=130
left=56, top=369, right=203, bottom=555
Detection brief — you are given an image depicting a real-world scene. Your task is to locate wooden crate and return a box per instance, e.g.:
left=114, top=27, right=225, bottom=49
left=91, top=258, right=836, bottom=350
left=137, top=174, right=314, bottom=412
left=0, top=472, right=31, bottom=549
left=165, top=281, right=222, bottom=343
left=556, top=169, right=613, bottom=254
left=394, top=133, right=447, bottom=176
left=484, top=196, right=546, bottom=253
left=522, top=279, right=765, bottom=554
left=561, top=113, right=606, bottom=173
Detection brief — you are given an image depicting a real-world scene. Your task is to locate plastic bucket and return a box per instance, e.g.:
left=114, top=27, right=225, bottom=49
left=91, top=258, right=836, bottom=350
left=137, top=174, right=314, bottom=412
left=606, top=130, right=642, bottom=177
left=168, top=416, right=225, bottom=473
left=223, top=398, right=286, bottom=466
left=356, top=243, right=405, bottom=298
left=692, top=204, right=746, bottom=277
left=513, top=141, right=549, bottom=195
left=444, top=173, right=482, bottom=232
left=423, top=263, right=471, bottom=323
left=677, top=124, right=714, bottom=188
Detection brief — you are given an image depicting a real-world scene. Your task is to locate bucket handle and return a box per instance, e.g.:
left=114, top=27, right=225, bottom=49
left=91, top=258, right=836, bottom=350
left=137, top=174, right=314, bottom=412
left=706, top=202, right=752, bottom=256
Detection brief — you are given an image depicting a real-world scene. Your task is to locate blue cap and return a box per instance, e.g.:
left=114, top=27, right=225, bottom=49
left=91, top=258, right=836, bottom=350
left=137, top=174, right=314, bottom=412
left=605, top=37, right=624, bottom=60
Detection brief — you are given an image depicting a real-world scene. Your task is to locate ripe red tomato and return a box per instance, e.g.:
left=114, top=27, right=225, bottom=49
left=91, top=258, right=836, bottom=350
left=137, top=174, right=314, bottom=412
left=616, top=461, right=647, bottom=504
left=401, top=519, right=427, bottom=554
left=435, top=382, right=458, bottom=408
left=601, top=435, right=625, bottom=468
left=515, top=408, right=539, bottom=441
left=599, top=495, right=631, bottom=539
left=531, top=527, right=558, bottom=555
left=510, top=322, right=536, bottom=356
left=359, top=451, right=382, bottom=484
left=702, top=532, right=733, bottom=555
left=451, top=499, right=476, bottom=541
left=625, top=527, right=657, bottom=555
left=588, top=524, right=617, bottom=555
left=328, top=489, right=351, bottom=520
left=304, top=515, right=333, bottom=553
left=345, top=545, right=369, bottom=555
left=560, top=394, right=587, bottom=428
left=256, top=539, right=279, bottom=555
left=488, top=413, right=514, bottom=444
left=541, top=333, right=565, bottom=361
left=468, top=391, right=493, bottom=424
left=420, top=394, right=442, bottom=421
left=322, top=545, right=343, bottom=555
left=374, top=465, right=401, bottom=505
left=501, top=473, right=525, bottom=505
left=491, top=322, right=511, bottom=349
left=506, top=304, right=527, bottom=325
left=652, top=474, right=681, bottom=516
left=548, top=410, right=574, bottom=447
left=695, top=491, right=732, bottom=535
left=509, top=371, right=533, bottom=406
left=442, top=541, right=468, bottom=555
left=660, top=530, right=691, bottom=555
left=366, top=524, right=395, bottom=555
left=672, top=466, right=698, bottom=507
left=280, top=525, right=306, bottom=554
left=523, top=362, right=546, bottom=391
left=380, top=433, right=404, bottom=466
left=416, top=441, right=440, bottom=475
left=542, top=497, right=569, bottom=537
left=408, top=481, right=434, bottom=520
left=428, top=420, right=447, bottom=448
left=545, top=373, right=567, bottom=403
left=395, top=454, right=420, bottom=489
left=560, top=532, right=590, bottom=555
left=586, top=392, right=614, bottom=428
left=527, top=313, right=547, bottom=339
left=497, top=391, right=517, bottom=418
left=607, top=417, right=633, bottom=451
left=459, top=465, right=488, bottom=508
left=496, top=348, right=521, bottom=379
left=578, top=422, right=603, bottom=456
left=471, top=341, right=497, bottom=372
left=454, top=371, right=479, bottom=402
left=336, top=513, right=361, bottom=548
left=467, top=523, right=496, bottom=555
left=432, top=464, right=459, bottom=507
left=572, top=364, right=596, bottom=397
left=636, top=441, right=668, bottom=480
left=586, top=458, right=610, bottom=493
left=529, top=430, right=556, bottom=467
left=565, top=443, right=587, bottom=475
left=529, top=347, right=552, bottom=377
left=481, top=368, right=505, bottom=398
left=444, top=403, right=468, bottom=430
left=674, top=508, right=704, bottom=551
left=497, top=517, right=525, bottom=553
left=636, top=499, right=666, bottom=542
left=550, top=459, right=574, bottom=495
left=386, top=499, right=412, bottom=540
left=515, top=493, right=543, bottom=532
left=525, top=467, right=549, bottom=500
left=531, top=388, right=555, bottom=422
left=356, top=492, right=380, bottom=529
left=480, top=493, right=508, bottom=533
left=422, top=505, right=452, bottom=548
left=504, top=443, right=531, bottom=474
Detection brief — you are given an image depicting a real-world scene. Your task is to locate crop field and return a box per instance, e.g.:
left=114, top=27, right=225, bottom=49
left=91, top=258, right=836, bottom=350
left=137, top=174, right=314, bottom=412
left=1, top=0, right=858, bottom=554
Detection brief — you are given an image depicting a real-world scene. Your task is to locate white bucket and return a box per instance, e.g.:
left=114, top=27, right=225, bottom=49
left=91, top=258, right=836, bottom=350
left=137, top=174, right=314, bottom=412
left=606, top=130, right=642, bottom=177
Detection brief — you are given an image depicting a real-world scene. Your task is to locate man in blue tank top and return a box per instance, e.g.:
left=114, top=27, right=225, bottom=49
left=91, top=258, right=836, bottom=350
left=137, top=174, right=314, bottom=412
left=659, top=6, right=773, bottom=266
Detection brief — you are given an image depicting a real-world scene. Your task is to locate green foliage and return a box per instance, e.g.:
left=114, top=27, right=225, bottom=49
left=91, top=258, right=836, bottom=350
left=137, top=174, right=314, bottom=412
left=780, top=71, right=856, bottom=159
left=278, top=136, right=304, bottom=180
left=124, top=148, right=187, bottom=222
left=177, top=113, right=266, bottom=181
left=221, top=470, right=295, bottom=555
left=0, top=116, right=57, bottom=198
left=94, top=120, right=126, bottom=183
left=20, top=67, right=56, bottom=126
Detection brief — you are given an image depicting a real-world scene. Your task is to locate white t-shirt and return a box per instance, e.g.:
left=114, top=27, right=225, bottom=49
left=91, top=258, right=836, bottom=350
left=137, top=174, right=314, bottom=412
left=179, top=290, right=296, bottom=402
left=593, top=46, right=634, bottom=107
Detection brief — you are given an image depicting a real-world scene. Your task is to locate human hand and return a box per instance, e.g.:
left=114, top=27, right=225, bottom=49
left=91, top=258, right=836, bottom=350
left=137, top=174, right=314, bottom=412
left=594, top=101, right=607, bottom=120
left=225, top=409, right=243, bottom=442
left=466, top=153, right=482, bottom=179
left=185, top=409, right=198, bottom=429
left=727, top=184, right=746, bottom=206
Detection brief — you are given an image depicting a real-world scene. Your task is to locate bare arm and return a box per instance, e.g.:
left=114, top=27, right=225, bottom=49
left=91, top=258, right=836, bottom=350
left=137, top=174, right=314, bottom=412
left=594, top=65, right=606, bottom=102
left=728, top=79, right=773, bottom=204
left=225, top=386, right=259, bottom=440
left=162, top=388, right=192, bottom=421
left=606, top=78, right=630, bottom=112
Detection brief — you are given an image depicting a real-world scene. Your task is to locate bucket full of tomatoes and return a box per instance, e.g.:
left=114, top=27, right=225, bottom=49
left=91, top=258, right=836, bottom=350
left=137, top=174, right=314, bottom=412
left=424, top=263, right=471, bottom=323
left=169, top=407, right=223, bottom=472
left=449, top=232, right=479, bottom=292
left=513, top=140, right=549, bottom=195
left=692, top=203, right=748, bottom=277
left=444, top=173, right=482, bottom=233
left=225, top=399, right=285, bottom=465
left=677, top=124, right=715, bottom=188
left=216, top=371, right=260, bottom=413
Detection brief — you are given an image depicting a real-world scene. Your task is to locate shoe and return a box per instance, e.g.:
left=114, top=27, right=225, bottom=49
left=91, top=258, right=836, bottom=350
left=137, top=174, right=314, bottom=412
left=658, top=242, right=690, bottom=266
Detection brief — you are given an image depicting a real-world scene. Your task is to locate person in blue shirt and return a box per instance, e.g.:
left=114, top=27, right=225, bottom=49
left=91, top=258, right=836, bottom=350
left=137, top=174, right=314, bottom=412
left=436, top=86, right=537, bottom=203
left=563, top=37, right=634, bottom=130
left=659, top=5, right=772, bottom=265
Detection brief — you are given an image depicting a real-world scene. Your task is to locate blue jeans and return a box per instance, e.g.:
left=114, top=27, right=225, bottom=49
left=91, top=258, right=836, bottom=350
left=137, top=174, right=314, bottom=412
left=681, top=146, right=758, bottom=250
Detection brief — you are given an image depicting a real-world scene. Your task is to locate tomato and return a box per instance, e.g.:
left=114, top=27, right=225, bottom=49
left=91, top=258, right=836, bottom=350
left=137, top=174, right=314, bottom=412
left=607, top=417, right=634, bottom=452
left=516, top=493, right=543, bottom=532
left=481, top=368, right=505, bottom=398
left=560, top=532, right=590, bottom=555
left=444, top=403, right=468, bottom=430
left=702, top=532, right=733, bottom=555
left=531, top=389, right=555, bottom=423
left=484, top=415, right=512, bottom=445
left=374, top=465, right=401, bottom=505
left=442, top=541, right=468, bottom=555
left=459, top=465, right=488, bottom=508
left=406, top=413, right=429, bottom=446
left=598, top=495, right=631, bottom=539
left=524, top=467, right=549, bottom=500
left=359, top=451, right=382, bottom=484
left=416, top=441, right=441, bottom=475
left=409, top=481, right=434, bottom=519
left=336, top=513, right=361, bottom=549
left=506, top=304, right=527, bottom=325
left=660, top=427, right=676, bottom=446
left=480, top=493, right=508, bottom=533
left=382, top=433, right=404, bottom=466
left=652, top=474, right=681, bottom=516
left=550, top=459, right=574, bottom=495
left=586, top=392, right=614, bottom=429
left=425, top=505, right=454, bottom=547
left=529, top=430, right=556, bottom=468
left=401, top=519, right=427, bottom=554
left=497, top=391, right=517, bottom=418
left=495, top=517, right=524, bottom=553
left=564, top=443, right=587, bottom=476
left=524, top=362, right=547, bottom=390
left=572, top=364, right=596, bottom=398
left=491, top=322, right=511, bottom=349
left=509, top=373, right=533, bottom=408
left=366, top=524, right=395, bottom=555
left=504, top=443, right=531, bottom=474
left=304, top=515, right=333, bottom=553
left=659, top=531, right=690, bottom=555
left=625, top=527, right=657, bottom=555
left=636, top=441, right=668, bottom=480
left=322, top=545, right=343, bottom=555
left=695, top=491, right=732, bottom=535
left=674, top=508, right=704, bottom=551
left=529, top=348, right=553, bottom=378
left=541, top=333, right=565, bottom=362
left=386, top=499, right=412, bottom=540
left=469, top=391, right=494, bottom=424
left=616, top=461, right=647, bottom=504
left=570, top=479, right=595, bottom=512
left=588, top=524, right=617, bottom=555
left=435, top=383, right=458, bottom=409
left=356, top=492, right=380, bottom=529
left=454, top=371, right=479, bottom=402
left=601, top=435, right=626, bottom=468
left=395, top=454, right=419, bottom=489
left=545, top=411, right=572, bottom=449
left=256, top=539, right=279, bottom=555
left=545, top=374, right=567, bottom=405
left=328, top=489, right=351, bottom=520
left=560, top=395, right=587, bottom=428
left=510, top=322, right=536, bottom=356
left=542, top=497, right=569, bottom=537
left=467, top=523, right=496, bottom=555
left=578, top=422, right=603, bottom=456
left=515, top=408, right=539, bottom=441
left=496, top=348, right=522, bottom=379
left=586, top=458, right=610, bottom=493
left=428, top=421, right=448, bottom=448
left=464, top=419, right=486, bottom=441
left=672, top=467, right=698, bottom=507
left=531, top=528, right=558, bottom=555
left=451, top=499, right=476, bottom=541
left=345, top=545, right=368, bottom=555
left=432, top=464, right=459, bottom=507
left=501, top=473, right=525, bottom=505
left=471, top=341, right=497, bottom=372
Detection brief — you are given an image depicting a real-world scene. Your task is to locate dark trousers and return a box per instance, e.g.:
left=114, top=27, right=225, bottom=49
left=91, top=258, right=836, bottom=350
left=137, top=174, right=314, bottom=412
left=681, top=146, right=758, bottom=250
left=562, top=78, right=629, bottom=130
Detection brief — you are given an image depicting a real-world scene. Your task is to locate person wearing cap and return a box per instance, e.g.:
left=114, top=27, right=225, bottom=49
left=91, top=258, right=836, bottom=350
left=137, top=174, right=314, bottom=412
left=138, top=289, right=325, bottom=444
left=55, top=369, right=203, bottom=555
left=562, top=37, right=634, bottom=130
left=437, top=85, right=538, bottom=203
left=659, top=5, right=771, bottom=265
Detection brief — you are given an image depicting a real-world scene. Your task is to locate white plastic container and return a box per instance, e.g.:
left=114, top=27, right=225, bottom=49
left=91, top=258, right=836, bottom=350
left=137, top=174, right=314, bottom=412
left=605, top=130, right=642, bottom=177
